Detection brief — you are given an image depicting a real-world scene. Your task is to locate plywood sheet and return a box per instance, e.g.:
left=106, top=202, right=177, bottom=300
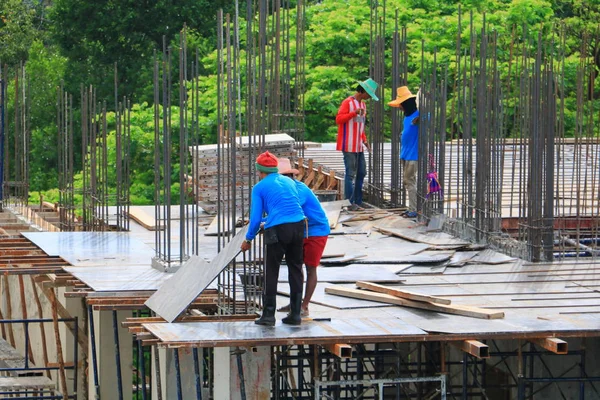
left=470, top=249, right=518, bottom=265
left=321, top=200, right=350, bottom=228
left=278, top=265, right=404, bottom=283
left=375, top=225, right=470, bottom=246
left=143, top=317, right=426, bottom=346
left=145, top=226, right=248, bottom=322
left=23, top=231, right=155, bottom=266
left=64, top=265, right=174, bottom=291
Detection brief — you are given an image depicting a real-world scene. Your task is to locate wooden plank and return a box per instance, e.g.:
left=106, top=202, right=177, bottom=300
left=450, top=340, right=490, bottom=359
left=324, top=286, right=504, bottom=320
left=530, top=337, right=568, bottom=354
left=355, top=281, right=451, bottom=305
left=127, top=207, right=159, bottom=230
left=322, top=343, right=353, bottom=359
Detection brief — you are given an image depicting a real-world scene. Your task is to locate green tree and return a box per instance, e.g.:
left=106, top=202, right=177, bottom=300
left=0, top=0, right=38, bottom=67
left=49, top=0, right=235, bottom=105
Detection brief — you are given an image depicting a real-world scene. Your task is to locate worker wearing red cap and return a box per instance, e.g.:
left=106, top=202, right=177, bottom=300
left=241, top=151, right=306, bottom=326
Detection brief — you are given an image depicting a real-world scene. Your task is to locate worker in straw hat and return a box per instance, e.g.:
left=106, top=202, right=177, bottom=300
left=336, top=78, right=380, bottom=211
left=241, top=151, right=306, bottom=326
left=276, top=158, right=330, bottom=317
left=388, top=86, right=420, bottom=218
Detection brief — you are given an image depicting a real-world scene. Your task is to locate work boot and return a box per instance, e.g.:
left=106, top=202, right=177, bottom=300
left=255, top=295, right=276, bottom=326
left=282, top=293, right=302, bottom=325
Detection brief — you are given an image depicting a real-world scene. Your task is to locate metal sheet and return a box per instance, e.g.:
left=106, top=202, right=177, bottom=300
left=145, top=226, right=248, bottom=322
left=22, top=232, right=155, bottom=266
left=143, top=317, right=427, bottom=346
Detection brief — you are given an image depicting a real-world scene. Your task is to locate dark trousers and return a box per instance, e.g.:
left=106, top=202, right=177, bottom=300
left=264, top=221, right=305, bottom=296
left=343, top=151, right=366, bottom=205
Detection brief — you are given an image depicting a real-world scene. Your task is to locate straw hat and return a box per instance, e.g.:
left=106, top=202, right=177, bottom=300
left=358, top=78, right=379, bottom=101
left=277, top=158, right=299, bottom=175
left=388, top=86, right=416, bottom=107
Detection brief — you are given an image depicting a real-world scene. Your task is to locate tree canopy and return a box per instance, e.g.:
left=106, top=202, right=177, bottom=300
left=1, top=0, right=599, bottom=203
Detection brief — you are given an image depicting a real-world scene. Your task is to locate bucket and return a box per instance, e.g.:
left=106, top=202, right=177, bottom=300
left=314, top=190, right=338, bottom=202
left=239, top=272, right=264, bottom=296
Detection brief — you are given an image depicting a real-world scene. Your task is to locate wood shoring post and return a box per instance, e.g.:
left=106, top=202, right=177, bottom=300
left=449, top=340, right=490, bottom=359
left=48, top=287, right=69, bottom=400
left=321, top=343, right=353, bottom=359
left=18, top=275, right=36, bottom=366
left=312, top=344, right=319, bottom=383
left=29, top=275, right=52, bottom=378
left=2, top=274, right=16, bottom=347
left=36, top=279, right=88, bottom=355
left=530, top=337, right=568, bottom=354
left=296, top=157, right=305, bottom=181
left=304, top=159, right=315, bottom=187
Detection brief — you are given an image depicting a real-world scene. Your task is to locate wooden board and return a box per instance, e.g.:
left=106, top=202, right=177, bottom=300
left=325, top=286, right=504, bottom=319
left=128, top=207, right=159, bottom=230
left=356, top=281, right=452, bottom=305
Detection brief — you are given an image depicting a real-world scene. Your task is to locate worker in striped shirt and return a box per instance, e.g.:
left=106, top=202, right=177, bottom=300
left=336, top=78, right=379, bottom=211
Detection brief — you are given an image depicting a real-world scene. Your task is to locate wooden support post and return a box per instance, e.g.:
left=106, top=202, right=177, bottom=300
left=530, top=337, right=568, bottom=354
left=296, top=158, right=305, bottom=181
left=450, top=340, right=490, bottom=359
left=18, top=275, right=36, bottom=365
left=2, top=275, right=16, bottom=347
left=48, top=287, right=69, bottom=400
left=314, top=166, right=325, bottom=190
left=36, top=279, right=89, bottom=355
left=322, top=343, right=353, bottom=359
left=29, top=276, right=52, bottom=379
left=326, top=170, right=337, bottom=190
left=304, top=159, right=315, bottom=187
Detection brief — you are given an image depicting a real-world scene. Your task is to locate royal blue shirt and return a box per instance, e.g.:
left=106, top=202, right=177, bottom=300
left=246, top=173, right=305, bottom=241
left=401, top=110, right=420, bottom=161
left=294, top=180, right=331, bottom=238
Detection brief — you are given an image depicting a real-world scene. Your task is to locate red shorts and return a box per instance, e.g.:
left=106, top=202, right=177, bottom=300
left=303, top=236, right=328, bottom=267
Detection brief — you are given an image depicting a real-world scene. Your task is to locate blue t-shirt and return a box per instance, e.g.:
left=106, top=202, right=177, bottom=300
left=401, top=110, right=420, bottom=161
left=294, top=180, right=331, bottom=238
left=246, top=173, right=305, bottom=241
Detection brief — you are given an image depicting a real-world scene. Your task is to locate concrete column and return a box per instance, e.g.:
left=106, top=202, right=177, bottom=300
left=214, top=347, right=231, bottom=399
left=230, top=346, right=271, bottom=400
left=61, top=287, right=87, bottom=399
left=152, top=347, right=207, bottom=399
left=87, top=309, right=132, bottom=400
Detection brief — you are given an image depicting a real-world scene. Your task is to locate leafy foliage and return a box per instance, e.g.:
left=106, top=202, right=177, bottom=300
left=2, top=0, right=600, bottom=206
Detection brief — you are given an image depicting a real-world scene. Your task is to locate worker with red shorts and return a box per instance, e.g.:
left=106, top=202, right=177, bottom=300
left=276, top=158, right=330, bottom=316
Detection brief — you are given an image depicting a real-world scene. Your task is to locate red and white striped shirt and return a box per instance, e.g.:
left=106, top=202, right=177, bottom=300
left=336, top=96, right=367, bottom=153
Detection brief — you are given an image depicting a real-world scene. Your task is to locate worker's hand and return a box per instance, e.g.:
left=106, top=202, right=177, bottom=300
left=363, top=141, right=371, bottom=152
left=356, top=108, right=365, bottom=117
left=240, top=240, right=251, bottom=252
